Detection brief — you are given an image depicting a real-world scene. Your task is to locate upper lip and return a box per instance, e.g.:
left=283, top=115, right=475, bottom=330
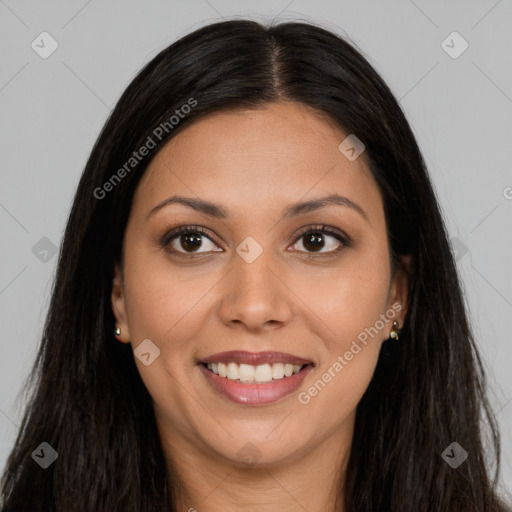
left=199, top=351, right=313, bottom=366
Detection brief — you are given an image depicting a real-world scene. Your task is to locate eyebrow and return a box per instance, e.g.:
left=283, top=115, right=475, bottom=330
left=146, top=193, right=369, bottom=223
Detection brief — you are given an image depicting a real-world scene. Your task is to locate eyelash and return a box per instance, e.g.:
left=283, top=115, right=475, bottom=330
left=160, top=224, right=351, bottom=258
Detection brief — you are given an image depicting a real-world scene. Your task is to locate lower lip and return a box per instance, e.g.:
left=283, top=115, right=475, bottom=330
left=199, top=363, right=313, bottom=406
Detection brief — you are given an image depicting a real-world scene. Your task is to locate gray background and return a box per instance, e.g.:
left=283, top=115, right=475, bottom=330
left=1, top=0, right=511, bottom=501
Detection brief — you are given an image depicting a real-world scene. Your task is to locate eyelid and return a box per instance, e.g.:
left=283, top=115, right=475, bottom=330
left=160, top=225, right=222, bottom=250
left=160, top=223, right=351, bottom=255
left=291, top=224, right=350, bottom=245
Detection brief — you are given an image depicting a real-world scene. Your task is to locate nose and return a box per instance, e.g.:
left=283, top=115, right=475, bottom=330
left=217, top=250, right=293, bottom=333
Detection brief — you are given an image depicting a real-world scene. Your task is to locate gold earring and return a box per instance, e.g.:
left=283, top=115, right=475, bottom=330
left=389, top=321, right=400, bottom=340
left=114, top=325, right=121, bottom=336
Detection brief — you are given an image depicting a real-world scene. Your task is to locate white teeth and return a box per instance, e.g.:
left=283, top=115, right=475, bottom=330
left=227, top=362, right=238, bottom=380
left=272, top=363, right=284, bottom=379
left=218, top=362, right=227, bottom=378
left=206, top=362, right=307, bottom=383
left=254, top=364, right=272, bottom=383
left=239, top=363, right=255, bottom=382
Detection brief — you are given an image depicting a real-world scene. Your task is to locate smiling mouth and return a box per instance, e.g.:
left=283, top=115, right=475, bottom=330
left=201, top=362, right=314, bottom=384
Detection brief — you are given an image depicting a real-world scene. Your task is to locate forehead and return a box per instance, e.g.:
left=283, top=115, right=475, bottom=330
left=132, top=101, right=383, bottom=226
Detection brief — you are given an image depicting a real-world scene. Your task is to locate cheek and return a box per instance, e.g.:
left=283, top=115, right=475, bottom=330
left=302, top=247, right=391, bottom=343
left=295, top=247, right=390, bottom=411
left=122, top=244, right=206, bottom=340
left=298, top=344, right=379, bottom=432
left=121, top=245, right=218, bottom=402
left=297, top=279, right=388, bottom=427
left=120, top=253, right=207, bottom=418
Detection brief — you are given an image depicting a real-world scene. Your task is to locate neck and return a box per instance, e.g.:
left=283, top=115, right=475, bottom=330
left=160, top=417, right=354, bottom=512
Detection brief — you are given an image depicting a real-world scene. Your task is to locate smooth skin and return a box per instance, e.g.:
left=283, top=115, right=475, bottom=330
left=111, top=101, right=410, bottom=512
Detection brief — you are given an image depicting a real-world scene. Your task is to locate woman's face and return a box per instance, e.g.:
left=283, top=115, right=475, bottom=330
left=111, top=101, right=409, bottom=471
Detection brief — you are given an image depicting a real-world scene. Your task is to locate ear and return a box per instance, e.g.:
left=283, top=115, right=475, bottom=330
left=386, top=253, right=412, bottom=334
left=111, top=263, right=131, bottom=343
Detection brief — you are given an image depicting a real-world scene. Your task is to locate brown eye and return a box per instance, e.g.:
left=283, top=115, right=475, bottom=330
left=290, top=226, right=349, bottom=255
left=176, top=232, right=204, bottom=252
left=162, top=226, right=222, bottom=255
left=301, top=232, right=327, bottom=252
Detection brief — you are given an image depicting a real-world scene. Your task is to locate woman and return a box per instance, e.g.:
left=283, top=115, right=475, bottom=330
left=1, top=19, right=510, bottom=512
